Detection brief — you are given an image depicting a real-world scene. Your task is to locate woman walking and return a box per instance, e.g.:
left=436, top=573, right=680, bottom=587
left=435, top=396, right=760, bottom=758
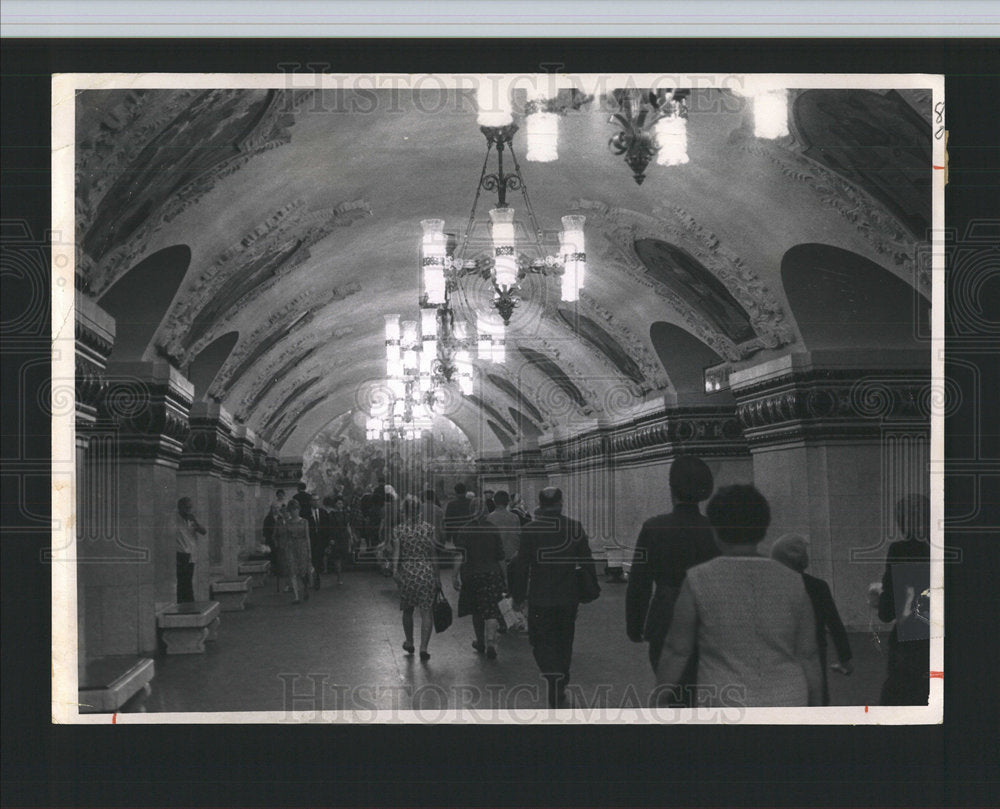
left=654, top=485, right=821, bottom=707
left=391, top=497, right=439, bottom=661
left=277, top=499, right=313, bottom=604
left=453, top=498, right=506, bottom=659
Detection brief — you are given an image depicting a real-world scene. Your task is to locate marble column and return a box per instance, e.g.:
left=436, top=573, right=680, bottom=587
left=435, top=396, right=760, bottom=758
left=178, top=400, right=239, bottom=592
left=87, top=357, right=193, bottom=653
left=730, top=349, right=931, bottom=629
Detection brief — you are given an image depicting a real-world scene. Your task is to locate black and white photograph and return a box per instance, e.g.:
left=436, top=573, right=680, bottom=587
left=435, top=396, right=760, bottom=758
left=49, top=70, right=945, bottom=724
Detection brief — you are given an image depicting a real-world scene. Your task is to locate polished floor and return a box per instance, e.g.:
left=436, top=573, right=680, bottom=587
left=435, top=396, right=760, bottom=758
left=144, top=565, right=891, bottom=716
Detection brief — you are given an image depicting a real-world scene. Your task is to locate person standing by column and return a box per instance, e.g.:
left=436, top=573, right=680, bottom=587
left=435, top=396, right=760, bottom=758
left=511, top=487, right=596, bottom=708
left=176, top=497, right=206, bottom=604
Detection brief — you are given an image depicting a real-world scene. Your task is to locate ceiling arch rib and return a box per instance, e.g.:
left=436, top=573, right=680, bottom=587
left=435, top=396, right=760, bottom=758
left=157, top=198, right=371, bottom=363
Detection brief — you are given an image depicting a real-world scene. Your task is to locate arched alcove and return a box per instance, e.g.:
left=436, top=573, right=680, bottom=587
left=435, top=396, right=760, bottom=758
left=187, top=331, right=238, bottom=399
left=486, top=420, right=515, bottom=449
left=508, top=407, right=543, bottom=438
left=649, top=322, right=732, bottom=405
left=97, top=245, right=191, bottom=362
left=466, top=394, right=518, bottom=437
left=781, top=244, right=930, bottom=351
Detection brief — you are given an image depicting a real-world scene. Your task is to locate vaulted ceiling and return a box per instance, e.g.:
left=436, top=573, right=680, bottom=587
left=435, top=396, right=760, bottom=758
left=75, top=83, right=932, bottom=457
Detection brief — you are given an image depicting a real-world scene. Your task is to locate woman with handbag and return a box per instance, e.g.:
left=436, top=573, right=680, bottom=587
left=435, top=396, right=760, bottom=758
left=453, top=498, right=507, bottom=660
left=277, top=499, right=312, bottom=604
left=391, top=496, right=439, bottom=661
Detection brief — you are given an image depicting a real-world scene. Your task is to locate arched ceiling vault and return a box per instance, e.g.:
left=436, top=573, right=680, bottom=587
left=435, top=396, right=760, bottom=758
left=75, top=86, right=932, bottom=451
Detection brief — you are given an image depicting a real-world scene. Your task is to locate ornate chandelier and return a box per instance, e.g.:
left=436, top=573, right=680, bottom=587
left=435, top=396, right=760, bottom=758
left=608, top=88, right=691, bottom=184
left=420, top=83, right=589, bottom=328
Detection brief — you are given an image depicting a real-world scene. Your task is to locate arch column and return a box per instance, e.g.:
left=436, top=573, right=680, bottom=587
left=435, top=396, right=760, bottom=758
left=730, top=349, right=931, bottom=629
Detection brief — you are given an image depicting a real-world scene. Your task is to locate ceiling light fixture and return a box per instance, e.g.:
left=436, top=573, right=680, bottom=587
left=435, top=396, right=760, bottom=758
left=608, top=88, right=690, bottom=184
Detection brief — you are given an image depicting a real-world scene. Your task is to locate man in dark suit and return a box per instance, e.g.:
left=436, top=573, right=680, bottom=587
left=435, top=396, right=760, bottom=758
left=443, top=482, right=471, bottom=545
left=511, top=487, right=596, bottom=708
left=303, top=494, right=327, bottom=589
left=625, top=455, right=717, bottom=706
left=292, top=482, right=312, bottom=515
left=771, top=533, right=853, bottom=706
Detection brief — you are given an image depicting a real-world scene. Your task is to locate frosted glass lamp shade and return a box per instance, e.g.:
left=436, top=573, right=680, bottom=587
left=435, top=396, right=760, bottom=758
left=654, top=115, right=689, bottom=166
left=490, top=207, right=518, bottom=289
left=421, top=219, right=448, bottom=304
left=753, top=89, right=789, bottom=139
left=476, top=79, right=513, bottom=127
left=526, top=111, right=559, bottom=162
left=559, top=214, right=586, bottom=302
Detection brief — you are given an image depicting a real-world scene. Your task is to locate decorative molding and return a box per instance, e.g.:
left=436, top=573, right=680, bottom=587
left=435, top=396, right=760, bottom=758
left=731, top=132, right=930, bottom=296
left=159, top=198, right=371, bottom=362
left=99, top=370, right=193, bottom=463
left=539, top=404, right=749, bottom=473
left=732, top=368, right=932, bottom=447
left=78, top=89, right=317, bottom=295
left=573, top=199, right=795, bottom=361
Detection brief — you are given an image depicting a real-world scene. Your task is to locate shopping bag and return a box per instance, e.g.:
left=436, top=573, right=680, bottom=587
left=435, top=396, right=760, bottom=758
left=433, top=586, right=453, bottom=633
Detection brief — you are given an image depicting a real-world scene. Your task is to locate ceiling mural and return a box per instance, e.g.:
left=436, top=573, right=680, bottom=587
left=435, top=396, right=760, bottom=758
left=72, top=85, right=932, bottom=456
left=76, top=88, right=315, bottom=295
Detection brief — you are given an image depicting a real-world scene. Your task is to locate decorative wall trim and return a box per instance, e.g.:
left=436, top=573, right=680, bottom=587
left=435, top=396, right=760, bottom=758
left=732, top=368, right=932, bottom=447
left=539, top=404, right=749, bottom=474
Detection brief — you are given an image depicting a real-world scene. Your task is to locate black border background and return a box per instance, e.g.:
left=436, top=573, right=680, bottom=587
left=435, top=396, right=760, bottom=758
left=2, top=37, right=998, bottom=808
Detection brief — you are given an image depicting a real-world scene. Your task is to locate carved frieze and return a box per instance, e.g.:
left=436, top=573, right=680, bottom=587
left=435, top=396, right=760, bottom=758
left=98, top=371, right=193, bottom=463
left=540, top=405, right=749, bottom=473
left=732, top=369, right=932, bottom=447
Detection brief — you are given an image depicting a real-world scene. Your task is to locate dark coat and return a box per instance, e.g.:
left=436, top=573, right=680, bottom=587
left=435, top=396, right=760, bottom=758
left=510, top=506, right=595, bottom=607
left=625, top=503, right=718, bottom=642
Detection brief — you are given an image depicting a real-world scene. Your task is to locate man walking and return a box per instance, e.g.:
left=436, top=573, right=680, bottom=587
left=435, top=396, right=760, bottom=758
left=176, top=497, right=207, bottom=603
left=305, top=494, right=326, bottom=589
left=511, top=487, right=596, bottom=708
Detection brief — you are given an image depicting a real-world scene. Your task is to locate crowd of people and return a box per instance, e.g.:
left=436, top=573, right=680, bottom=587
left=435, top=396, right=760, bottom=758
left=175, top=456, right=931, bottom=710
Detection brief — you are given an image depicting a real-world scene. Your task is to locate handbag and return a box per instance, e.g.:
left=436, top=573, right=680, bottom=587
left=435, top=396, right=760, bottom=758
left=575, top=562, right=601, bottom=604
left=432, top=586, right=453, bottom=633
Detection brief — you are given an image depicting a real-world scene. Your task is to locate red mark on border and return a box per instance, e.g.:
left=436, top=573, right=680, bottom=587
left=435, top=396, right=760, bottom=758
left=930, top=671, right=944, bottom=679
left=112, top=713, right=117, bottom=724
left=933, top=165, right=946, bottom=170
left=864, top=705, right=869, bottom=713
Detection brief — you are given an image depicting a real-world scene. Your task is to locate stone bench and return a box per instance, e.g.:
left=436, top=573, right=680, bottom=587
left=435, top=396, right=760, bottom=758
left=157, top=600, right=221, bottom=654
left=237, top=560, right=271, bottom=588
left=210, top=576, right=252, bottom=611
left=79, top=655, right=155, bottom=713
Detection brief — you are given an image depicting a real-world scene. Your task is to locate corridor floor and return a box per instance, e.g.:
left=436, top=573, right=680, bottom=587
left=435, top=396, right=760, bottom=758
left=144, top=566, right=891, bottom=717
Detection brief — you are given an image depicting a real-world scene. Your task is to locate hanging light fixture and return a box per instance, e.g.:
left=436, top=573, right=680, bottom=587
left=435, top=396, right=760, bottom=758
left=420, top=83, right=588, bottom=328
left=608, top=88, right=690, bottom=184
